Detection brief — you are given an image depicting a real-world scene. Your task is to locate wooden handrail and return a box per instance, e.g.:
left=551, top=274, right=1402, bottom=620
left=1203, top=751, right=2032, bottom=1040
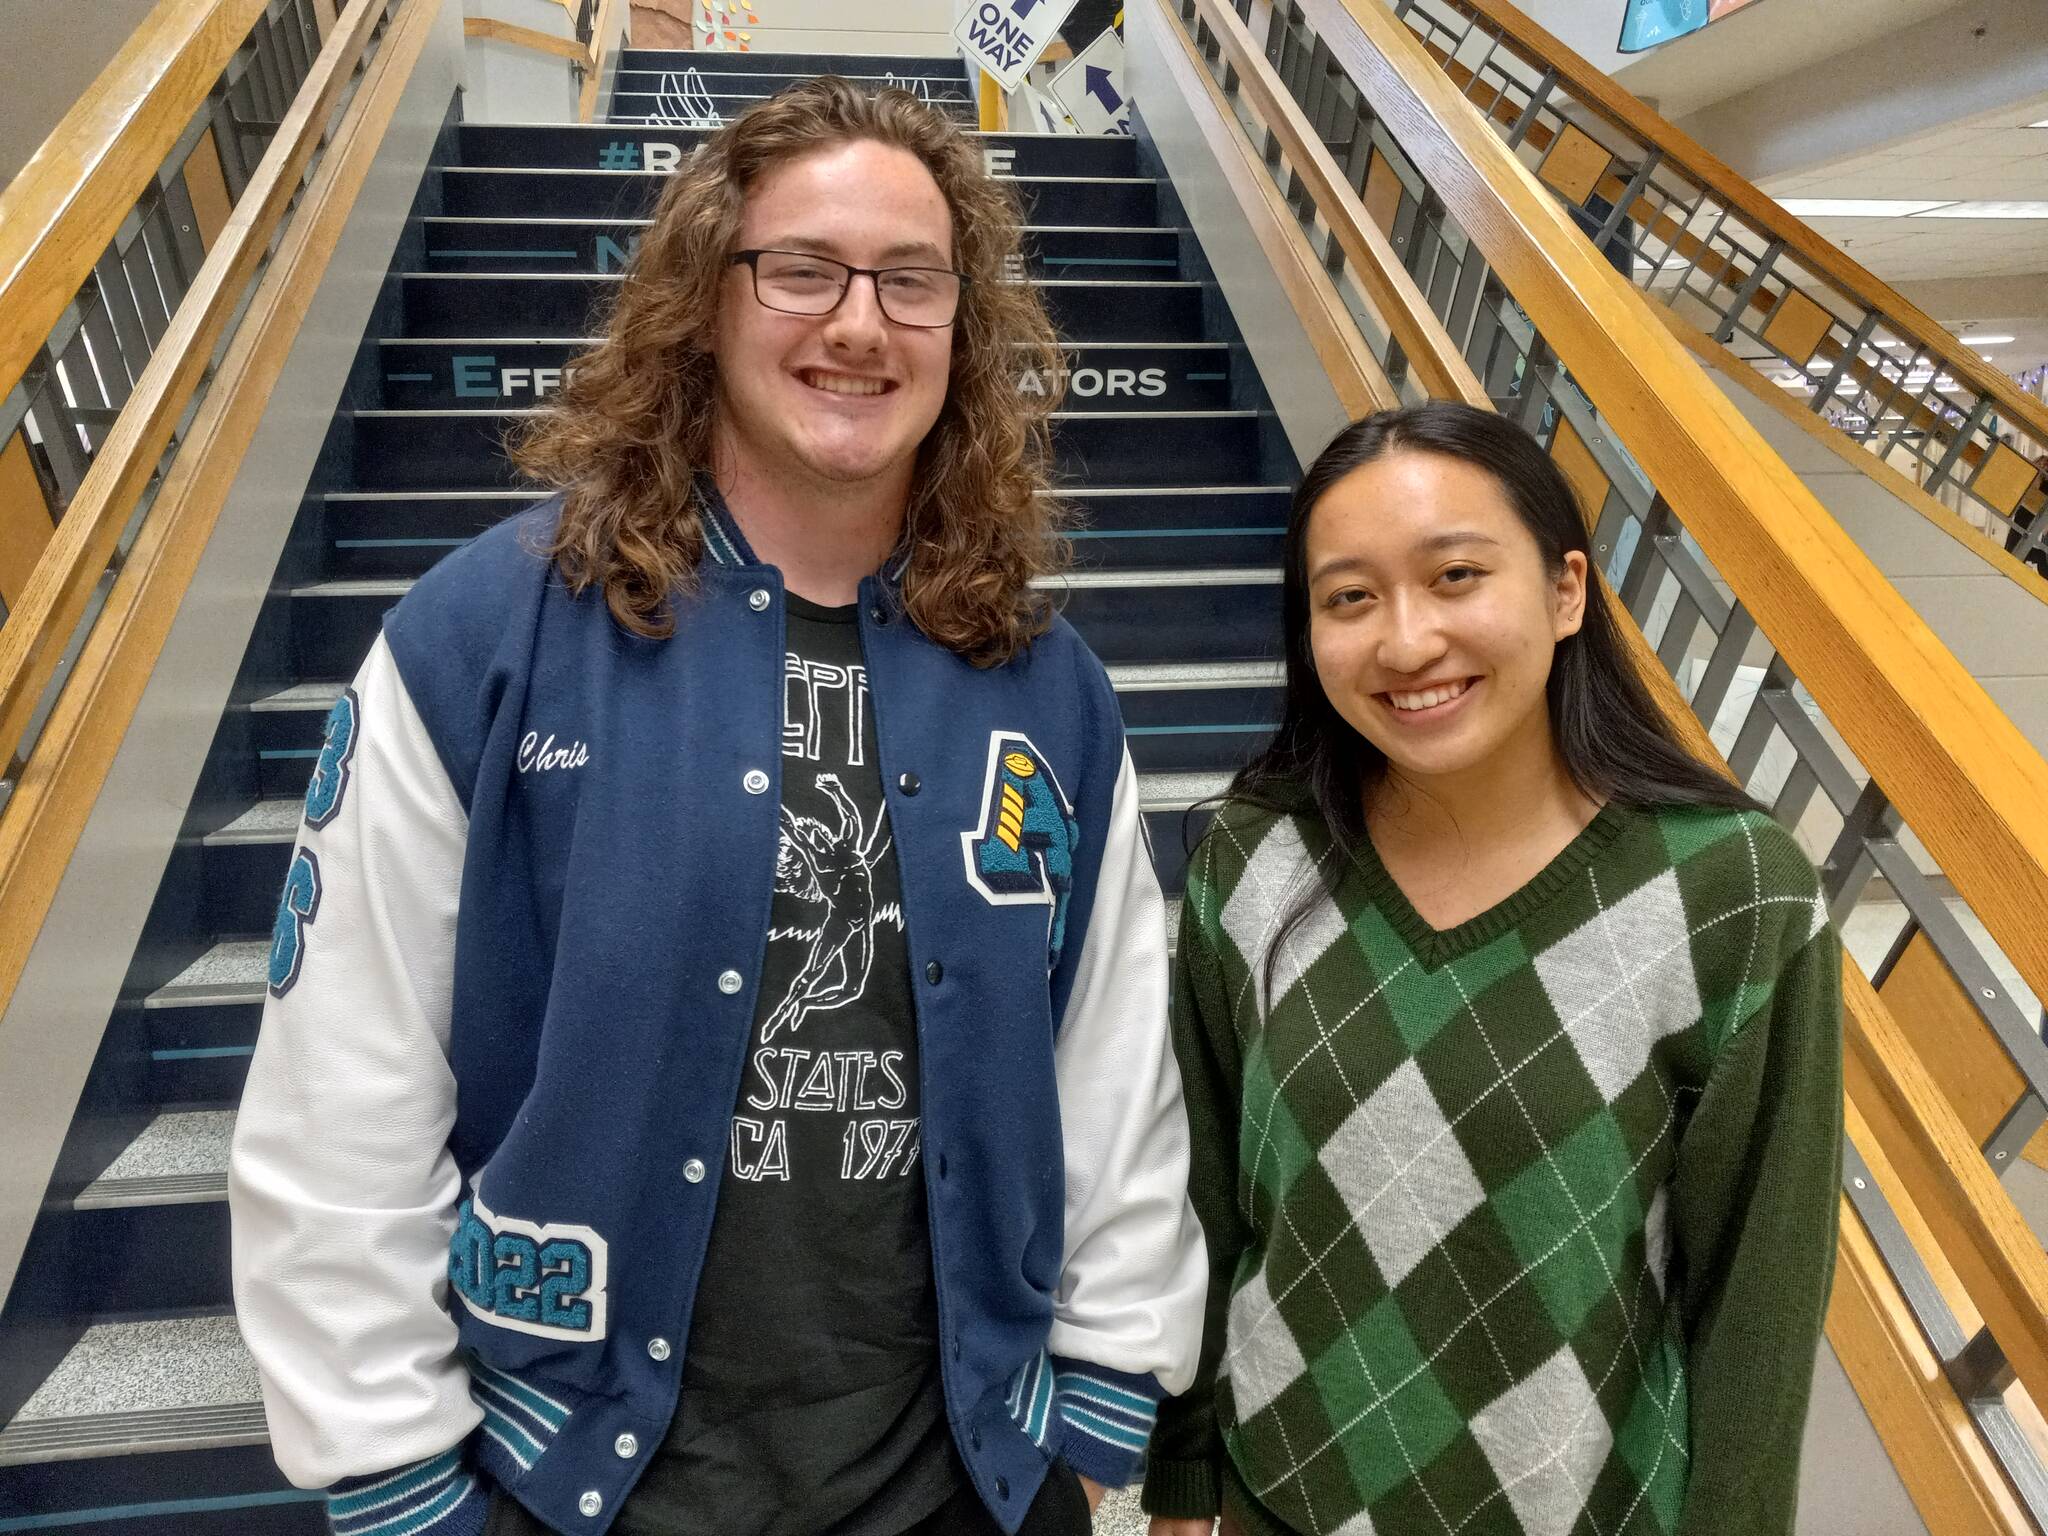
left=1158, top=0, right=1395, bottom=418
left=465, top=14, right=587, bottom=62
left=0, top=0, right=445, bottom=1311
left=0, top=0, right=391, bottom=823
left=0, top=0, right=270, bottom=404
left=1157, top=0, right=2048, bottom=1503
left=1198, top=0, right=1478, bottom=402
left=1305, top=0, right=2048, bottom=1022
left=578, top=0, right=627, bottom=122
left=1416, top=0, right=2048, bottom=459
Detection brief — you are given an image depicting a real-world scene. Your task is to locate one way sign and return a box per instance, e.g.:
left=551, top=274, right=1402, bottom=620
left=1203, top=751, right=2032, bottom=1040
left=954, top=0, right=1083, bottom=93
left=1047, top=26, right=1130, bottom=136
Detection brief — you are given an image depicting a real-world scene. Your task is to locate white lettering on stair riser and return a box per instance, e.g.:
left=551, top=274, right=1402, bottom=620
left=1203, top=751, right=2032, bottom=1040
left=518, top=731, right=590, bottom=773
left=1017, top=366, right=1167, bottom=399
left=443, top=354, right=1167, bottom=403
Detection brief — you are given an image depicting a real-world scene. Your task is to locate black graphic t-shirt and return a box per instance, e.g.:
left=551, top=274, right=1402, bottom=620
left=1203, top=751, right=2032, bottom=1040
left=617, top=596, right=958, bottom=1536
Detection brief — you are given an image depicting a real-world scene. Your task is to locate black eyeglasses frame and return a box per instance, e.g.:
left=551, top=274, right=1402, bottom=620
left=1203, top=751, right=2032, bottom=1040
left=728, top=248, right=971, bottom=329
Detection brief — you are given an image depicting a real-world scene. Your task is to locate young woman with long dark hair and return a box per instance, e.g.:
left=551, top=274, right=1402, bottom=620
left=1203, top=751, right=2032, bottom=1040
left=1142, top=402, right=1842, bottom=1536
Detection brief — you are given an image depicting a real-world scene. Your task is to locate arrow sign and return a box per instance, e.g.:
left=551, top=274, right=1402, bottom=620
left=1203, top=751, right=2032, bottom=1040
left=1083, top=64, right=1123, bottom=113
left=1018, top=81, right=1075, bottom=134
left=954, top=0, right=1081, bottom=92
left=1048, top=26, right=1130, bottom=137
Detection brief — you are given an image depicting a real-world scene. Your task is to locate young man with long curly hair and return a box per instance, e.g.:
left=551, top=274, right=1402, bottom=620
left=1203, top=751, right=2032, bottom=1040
left=230, top=79, right=1206, bottom=1536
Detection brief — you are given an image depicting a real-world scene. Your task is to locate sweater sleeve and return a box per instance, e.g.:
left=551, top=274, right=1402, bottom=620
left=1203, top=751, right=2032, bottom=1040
left=227, top=634, right=487, bottom=1533
left=1142, top=835, right=1249, bottom=1520
left=1671, top=886, right=1843, bottom=1536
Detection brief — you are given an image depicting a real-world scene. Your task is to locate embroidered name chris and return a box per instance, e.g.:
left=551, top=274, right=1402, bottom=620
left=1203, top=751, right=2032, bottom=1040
left=518, top=731, right=590, bottom=773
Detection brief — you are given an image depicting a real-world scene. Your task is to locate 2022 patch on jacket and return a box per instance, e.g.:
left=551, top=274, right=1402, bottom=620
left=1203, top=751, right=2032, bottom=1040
left=228, top=498, right=1209, bottom=1536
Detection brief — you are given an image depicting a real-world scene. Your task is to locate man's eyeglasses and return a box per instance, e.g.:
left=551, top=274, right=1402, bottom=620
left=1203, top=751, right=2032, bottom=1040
left=730, top=249, right=968, bottom=329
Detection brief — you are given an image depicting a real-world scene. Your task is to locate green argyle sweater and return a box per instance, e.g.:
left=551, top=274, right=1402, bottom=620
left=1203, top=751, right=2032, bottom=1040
left=1143, top=799, right=1843, bottom=1536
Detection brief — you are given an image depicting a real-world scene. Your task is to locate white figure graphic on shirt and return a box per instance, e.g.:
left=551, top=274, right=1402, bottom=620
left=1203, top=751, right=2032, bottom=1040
left=762, top=774, right=895, bottom=1040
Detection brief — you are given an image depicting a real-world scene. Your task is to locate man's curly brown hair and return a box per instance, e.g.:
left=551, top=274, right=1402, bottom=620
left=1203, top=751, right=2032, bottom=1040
left=510, top=77, right=1069, bottom=665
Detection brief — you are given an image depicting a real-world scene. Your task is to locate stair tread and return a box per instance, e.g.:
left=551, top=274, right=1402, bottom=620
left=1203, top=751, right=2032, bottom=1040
left=1106, top=660, right=1284, bottom=690
left=1137, top=770, right=1234, bottom=810
left=249, top=682, right=349, bottom=712
left=6, top=1316, right=258, bottom=1432
left=323, top=485, right=1291, bottom=500
left=75, top=1112, right=236, bottom=1210
left=204, top=799, right=306, bottom=845
left=296, top=566, right=1283, bottom=600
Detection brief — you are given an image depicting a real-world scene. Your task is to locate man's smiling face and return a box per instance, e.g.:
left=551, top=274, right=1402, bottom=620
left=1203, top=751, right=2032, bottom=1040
left=709, top=138, right=957, bottom=496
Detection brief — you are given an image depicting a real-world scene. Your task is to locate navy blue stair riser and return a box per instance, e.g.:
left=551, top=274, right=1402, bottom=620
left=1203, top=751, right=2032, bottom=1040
left=316, top=490, right=1288, bottom=576
left=348, top=408, right=1254, bottom=490
left=316, top=489, right=1285, bottom=580
left=609, top=92, right=976, bottom=123
left=457, top=123, right=1138, bottom=177
left=0, top=1443, right=321, bottom=1532
left=212, top=795, right=1210, bottom=922
left=1143, top=806, right=1213, bottom=897
left=437, top=168, right=1158, bottom=225
left=7, top=1203, right=231, bottom=1322
left=398, top=272, right=1200, bottom=342
left=614, top=49, right=972, bottom=77
left=291, top=570, right=1281, bottom=685
left=413, top=222, right=1180, bottom=279
left=144, top=993, right=257, bottom=1100
left=607, top=67, right=968, bottom=91
left=376, top=341, right=1225, bottom=411
left=245, top=682, right=1275, bottom=776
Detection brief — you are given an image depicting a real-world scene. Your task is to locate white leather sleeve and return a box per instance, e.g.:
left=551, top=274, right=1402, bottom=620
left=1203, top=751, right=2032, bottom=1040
left=1048, top=748, right=1208, bottom=1394
left=228, top=632, right=481, bottom=1487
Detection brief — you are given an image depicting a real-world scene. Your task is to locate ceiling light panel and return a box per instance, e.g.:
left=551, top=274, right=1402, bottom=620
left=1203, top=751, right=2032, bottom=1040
left=1913, top=202, right=2048, bottom=219
left=1778, top=198, right=1956, bottom=218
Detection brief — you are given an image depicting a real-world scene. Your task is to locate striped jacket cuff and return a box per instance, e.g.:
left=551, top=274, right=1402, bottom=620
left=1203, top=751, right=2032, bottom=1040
left=328, top=1448, right=489, bottom=1536
left=1047, top=1355, right=1165, bottom=1488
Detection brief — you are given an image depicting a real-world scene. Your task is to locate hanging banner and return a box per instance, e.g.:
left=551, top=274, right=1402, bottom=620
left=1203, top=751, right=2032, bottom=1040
left=954, top=0, right=1084, bottom=93
left=1618, top=0, right=1772, bottom=53
left=1018, top=81, right=1077, bottom=134
left=1046, top=25, right=1129, bottom=136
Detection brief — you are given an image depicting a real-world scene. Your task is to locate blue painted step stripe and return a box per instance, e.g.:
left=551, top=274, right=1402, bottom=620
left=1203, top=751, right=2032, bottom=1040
left=0, top=1489, right=323, bottom=1531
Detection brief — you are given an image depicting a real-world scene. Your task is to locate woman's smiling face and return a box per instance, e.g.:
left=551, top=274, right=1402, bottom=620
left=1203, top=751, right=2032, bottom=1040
left=1303, top=447, right=1587, bottom=788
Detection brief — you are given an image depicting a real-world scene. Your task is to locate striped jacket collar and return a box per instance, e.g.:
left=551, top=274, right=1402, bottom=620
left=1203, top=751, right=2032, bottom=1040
left=695, top=474, right=913, bottom=586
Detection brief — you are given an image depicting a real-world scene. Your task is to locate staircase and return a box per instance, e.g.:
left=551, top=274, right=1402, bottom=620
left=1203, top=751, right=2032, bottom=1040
left=0, top=46, right=1291, bottom=1533
left=10, top=3, right=2048, bottom=1533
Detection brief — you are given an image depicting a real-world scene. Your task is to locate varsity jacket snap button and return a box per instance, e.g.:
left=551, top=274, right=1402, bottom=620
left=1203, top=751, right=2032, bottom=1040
left=897, top=772, right=920, bottom=796
left=969, top=1428, right=981, bottom=1452
left=717, top=969, right=743, bottom=995
left=996, top=1478, right=1010, bottom=1501
left=925, top=960, right=943, bottom=985
left=747, top=588, right=770, bottom=611
left=579, top=1491, right=604, bottom=1518
left=683, top=1158, right=706, bottom=1183
left=869, top=603, right=887, bottom=624
left=647, top=1337, right=672, bottom=1361
left=743, top=769, right=769, bottom=794
left=937, top=1154, right=948, bottom=1179
left=615, top=1433, right=639, bottom=1459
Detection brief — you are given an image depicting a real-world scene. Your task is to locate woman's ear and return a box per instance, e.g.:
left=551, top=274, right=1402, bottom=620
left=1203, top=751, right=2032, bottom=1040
left=1553, top=549, right=1589, bottom=642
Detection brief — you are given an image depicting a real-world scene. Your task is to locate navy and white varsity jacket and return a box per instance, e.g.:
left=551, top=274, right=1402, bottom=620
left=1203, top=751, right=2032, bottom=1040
left=228, top=495, right=1208, bottom=1536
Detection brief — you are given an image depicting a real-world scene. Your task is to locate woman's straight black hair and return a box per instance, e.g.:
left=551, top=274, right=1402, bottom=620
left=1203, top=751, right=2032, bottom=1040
left=1220, top=402, right=1759, bottom=956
